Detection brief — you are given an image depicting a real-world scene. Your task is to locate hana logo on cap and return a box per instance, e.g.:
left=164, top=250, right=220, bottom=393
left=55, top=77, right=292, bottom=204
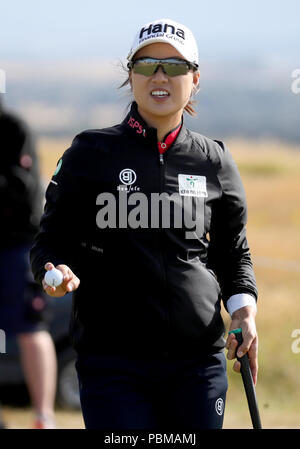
left=127, top=18, right=199, bottom=67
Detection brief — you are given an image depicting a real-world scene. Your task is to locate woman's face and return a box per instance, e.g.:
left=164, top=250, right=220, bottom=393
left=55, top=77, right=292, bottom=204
left=129, top=42, right=200, bottom=121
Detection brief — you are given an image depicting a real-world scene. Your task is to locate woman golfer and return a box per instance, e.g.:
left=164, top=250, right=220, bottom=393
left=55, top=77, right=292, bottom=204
left=31, top=18, right=258, bottom=429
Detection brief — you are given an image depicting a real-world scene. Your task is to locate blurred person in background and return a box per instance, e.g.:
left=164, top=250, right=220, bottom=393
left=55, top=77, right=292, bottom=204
left=0, top=96, right=57, bottom=429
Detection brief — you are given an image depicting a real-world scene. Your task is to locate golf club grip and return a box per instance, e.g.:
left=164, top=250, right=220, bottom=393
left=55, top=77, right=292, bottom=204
left=235, top=331, right=262, bottom=429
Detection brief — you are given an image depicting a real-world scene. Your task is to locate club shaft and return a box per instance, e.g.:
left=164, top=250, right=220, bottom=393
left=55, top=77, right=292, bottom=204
left=235, top=330, right=262, bottom=429
left=238, top=354, right=262, bottom=428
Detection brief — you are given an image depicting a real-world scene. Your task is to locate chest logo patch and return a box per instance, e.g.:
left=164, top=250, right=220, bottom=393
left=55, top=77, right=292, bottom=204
left=119, top=168, right=137, bottom=185
left=178, top=174, right=208, bottom=197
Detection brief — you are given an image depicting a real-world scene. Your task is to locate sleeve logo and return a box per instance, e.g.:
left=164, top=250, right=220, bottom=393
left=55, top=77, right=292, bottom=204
left=53, top=158, right=63, bottom=176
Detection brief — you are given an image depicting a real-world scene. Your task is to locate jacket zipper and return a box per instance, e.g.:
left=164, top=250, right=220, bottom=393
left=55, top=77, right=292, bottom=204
left=158, top=151, right=170, bottom=355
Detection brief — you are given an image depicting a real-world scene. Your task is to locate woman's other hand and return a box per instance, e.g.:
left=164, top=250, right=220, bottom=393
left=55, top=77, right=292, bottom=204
left=226, top=306, right=258, bottom=385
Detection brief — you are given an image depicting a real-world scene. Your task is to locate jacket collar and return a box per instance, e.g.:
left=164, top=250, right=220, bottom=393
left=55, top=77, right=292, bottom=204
left=122, top=101, right=188, bottom=147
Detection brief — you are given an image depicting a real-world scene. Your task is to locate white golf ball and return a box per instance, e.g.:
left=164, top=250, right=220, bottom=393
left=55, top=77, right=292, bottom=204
left=44, top=268, right=63, bottom=287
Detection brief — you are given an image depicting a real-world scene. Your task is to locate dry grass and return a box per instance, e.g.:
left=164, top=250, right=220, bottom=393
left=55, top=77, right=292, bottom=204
left=224, top=138, right=300, bottom=428
left=37, top=137, right=72, bottom=181
left=1, top=407, right=84, bottom=429
left=3, top=137, right=299, bottom=429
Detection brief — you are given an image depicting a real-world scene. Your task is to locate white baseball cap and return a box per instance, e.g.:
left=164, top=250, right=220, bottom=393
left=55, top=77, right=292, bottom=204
left=127, top=18, right=199, bottom=67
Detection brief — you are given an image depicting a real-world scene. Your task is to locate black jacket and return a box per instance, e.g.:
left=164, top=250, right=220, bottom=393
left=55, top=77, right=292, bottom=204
left=30, top=102, right=258, bottom=358
left=0, top=109, right=44, bottom=249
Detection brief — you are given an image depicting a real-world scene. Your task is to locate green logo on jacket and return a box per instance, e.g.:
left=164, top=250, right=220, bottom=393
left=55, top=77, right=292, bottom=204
left=54, top=158, right=62, bottom=176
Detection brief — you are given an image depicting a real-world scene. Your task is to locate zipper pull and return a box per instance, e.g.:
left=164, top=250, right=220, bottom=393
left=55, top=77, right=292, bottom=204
left=159, top=153, right=164, bottom=165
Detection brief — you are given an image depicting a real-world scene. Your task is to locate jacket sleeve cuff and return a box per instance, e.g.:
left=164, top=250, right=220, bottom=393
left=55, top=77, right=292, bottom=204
left=227, top=293, right=257, bottom=317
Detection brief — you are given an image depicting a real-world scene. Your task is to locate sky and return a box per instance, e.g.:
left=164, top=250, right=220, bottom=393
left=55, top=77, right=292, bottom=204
left=1, top=0, right=300, bottom=62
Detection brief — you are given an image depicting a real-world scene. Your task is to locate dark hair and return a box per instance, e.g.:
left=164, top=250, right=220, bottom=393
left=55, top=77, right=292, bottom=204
left=118, top=62, right=200, bottom=116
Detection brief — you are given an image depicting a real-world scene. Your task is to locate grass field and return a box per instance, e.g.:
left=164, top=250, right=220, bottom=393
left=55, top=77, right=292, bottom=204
left=225, top=139, right=300, bottom=428
left=3, top=136, right=300, bottom=429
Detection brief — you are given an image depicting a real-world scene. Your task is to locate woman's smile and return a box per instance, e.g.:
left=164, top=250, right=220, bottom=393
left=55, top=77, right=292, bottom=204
left=150, top=88, right=170, bottom=100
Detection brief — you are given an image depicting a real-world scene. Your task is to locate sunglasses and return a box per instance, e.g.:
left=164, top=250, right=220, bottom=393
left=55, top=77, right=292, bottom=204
left=127, top=57, right=198, bottom=77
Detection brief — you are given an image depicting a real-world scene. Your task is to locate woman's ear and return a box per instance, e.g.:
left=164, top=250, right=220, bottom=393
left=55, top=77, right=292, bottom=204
left=129, top=71, right=133, bottom=90
left=193, top=70, right=200, bottom=89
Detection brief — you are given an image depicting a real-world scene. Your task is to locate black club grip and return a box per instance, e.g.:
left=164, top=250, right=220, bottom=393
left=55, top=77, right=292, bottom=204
left=229, top=328, right=262, bottom=429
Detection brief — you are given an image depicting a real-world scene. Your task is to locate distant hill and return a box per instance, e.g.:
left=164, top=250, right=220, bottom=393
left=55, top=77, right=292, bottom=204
left=2, top=58, right=300, bottom=143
